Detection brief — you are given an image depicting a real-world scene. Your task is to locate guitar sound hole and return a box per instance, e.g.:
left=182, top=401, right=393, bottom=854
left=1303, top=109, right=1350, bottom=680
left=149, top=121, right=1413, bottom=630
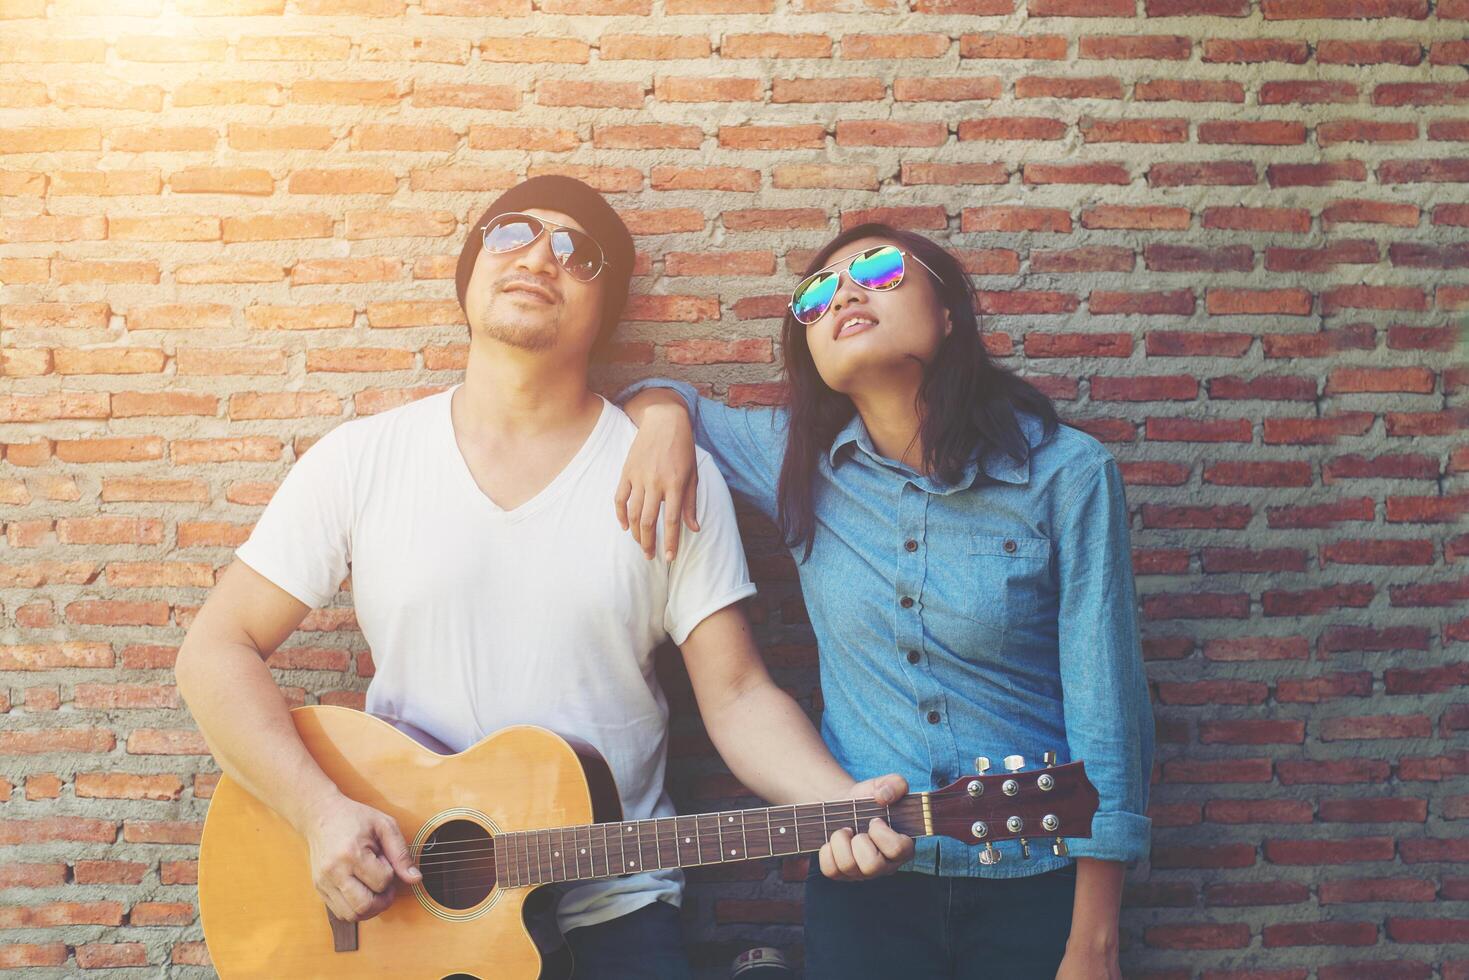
left=419, top=819, right=496, bottom=910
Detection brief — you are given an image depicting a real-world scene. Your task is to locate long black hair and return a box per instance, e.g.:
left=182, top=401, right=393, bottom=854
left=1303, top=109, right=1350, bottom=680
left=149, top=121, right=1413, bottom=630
left=776, top=223, right=1061, bottom=562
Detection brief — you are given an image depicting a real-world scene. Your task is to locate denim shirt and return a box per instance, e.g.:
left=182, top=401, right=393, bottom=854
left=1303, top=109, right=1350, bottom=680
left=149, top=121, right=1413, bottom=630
left=616, top=379, right=1155, bottom=878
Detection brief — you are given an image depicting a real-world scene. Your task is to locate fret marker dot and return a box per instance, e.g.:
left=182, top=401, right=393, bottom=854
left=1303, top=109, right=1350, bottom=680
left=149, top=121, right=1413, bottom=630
left=580, top=849, right=586, bottom=855
left=779, top=828, right=787, bottom=834
left=628, top=861, right=636, bottom=868
left=554, top=852, right=559, bottom=857
left=727, top=817, right=734, bottom=822
left=684, top=837, right=691, bottom=843
left=730, top=849, right=737, bottom=856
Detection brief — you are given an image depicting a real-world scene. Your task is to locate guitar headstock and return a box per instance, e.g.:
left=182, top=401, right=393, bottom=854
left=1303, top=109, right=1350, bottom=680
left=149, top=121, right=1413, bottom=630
left=926, top=752, right=1100, bottom=865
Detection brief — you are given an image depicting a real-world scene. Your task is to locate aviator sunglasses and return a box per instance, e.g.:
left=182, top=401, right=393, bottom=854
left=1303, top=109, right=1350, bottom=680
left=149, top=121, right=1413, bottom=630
left=480, top=211, right=607, bottom=283
left=789, top=244, right=943, bottom=326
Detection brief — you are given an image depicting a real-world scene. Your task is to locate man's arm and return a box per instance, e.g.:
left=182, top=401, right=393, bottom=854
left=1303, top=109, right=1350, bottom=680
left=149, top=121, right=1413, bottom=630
left=678, top=604, right=915, bottom=880
left=175, top=559, right=420, bottom=921
left=176, top=558, right=347, bottom=832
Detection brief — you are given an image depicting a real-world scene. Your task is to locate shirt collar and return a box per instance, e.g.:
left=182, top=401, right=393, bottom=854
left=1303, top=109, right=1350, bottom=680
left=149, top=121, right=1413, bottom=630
left=827, top=409, right=1046, bottom=492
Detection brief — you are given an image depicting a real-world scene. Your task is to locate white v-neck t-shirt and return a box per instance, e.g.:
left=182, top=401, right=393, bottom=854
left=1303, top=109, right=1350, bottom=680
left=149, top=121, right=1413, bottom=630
left=234, top=384, right=757, bottom=931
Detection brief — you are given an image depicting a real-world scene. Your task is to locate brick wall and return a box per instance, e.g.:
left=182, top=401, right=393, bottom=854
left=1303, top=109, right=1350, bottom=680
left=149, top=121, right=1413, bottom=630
left=2, top=0, right=1467, bottom=976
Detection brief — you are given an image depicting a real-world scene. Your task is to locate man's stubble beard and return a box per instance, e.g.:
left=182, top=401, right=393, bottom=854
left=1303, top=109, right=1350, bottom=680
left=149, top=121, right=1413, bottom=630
left=472, top=294, right=561, bottom=352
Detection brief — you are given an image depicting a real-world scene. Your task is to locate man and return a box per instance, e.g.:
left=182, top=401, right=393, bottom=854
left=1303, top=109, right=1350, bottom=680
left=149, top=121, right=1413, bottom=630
left=175, top=175, right=913, bottom=978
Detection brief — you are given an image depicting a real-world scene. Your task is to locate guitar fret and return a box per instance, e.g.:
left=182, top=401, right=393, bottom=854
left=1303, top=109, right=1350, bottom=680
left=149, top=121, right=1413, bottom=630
left=678, top=811, right=696, bottom=863
left=579, top=826, right=589, bottom=882
left=697, top=812, right=715, bottom=867
left=804, top=802, right=826, bottom=850
left=582, top=824, right=593, bottom=881
left=747, top=808, right=770, bottom=859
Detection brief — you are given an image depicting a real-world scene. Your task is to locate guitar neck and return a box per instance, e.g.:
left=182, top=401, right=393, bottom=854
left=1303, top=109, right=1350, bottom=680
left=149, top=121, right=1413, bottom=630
left=494, top=796, right=930, bottom=888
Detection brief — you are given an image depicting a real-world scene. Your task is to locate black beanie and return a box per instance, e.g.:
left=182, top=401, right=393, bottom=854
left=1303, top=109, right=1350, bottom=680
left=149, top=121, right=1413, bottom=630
left=454, top=175, right=635, bottom=345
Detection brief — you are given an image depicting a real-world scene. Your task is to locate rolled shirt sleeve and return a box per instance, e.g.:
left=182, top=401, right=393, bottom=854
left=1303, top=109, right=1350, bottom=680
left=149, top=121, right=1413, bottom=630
left=1053, top=455, right=1155, bottom=865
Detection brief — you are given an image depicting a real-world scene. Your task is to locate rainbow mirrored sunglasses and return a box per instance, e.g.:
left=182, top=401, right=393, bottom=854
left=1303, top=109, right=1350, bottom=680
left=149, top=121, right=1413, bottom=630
left=789, top=244, right=943, bottom=326
left=480, top=211, right=607, bottom=283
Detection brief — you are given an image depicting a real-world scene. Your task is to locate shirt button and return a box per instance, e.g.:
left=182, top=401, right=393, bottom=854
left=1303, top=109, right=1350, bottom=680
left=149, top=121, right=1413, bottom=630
left=926, top=710, right=941, bottom=725
left=1003, top=539, right=1017, bottom=554
left=900, top=596, right=914, bottom=609
left=906, top=650, right=921, bottom=665
left=904, top=539, right=918, bottom=552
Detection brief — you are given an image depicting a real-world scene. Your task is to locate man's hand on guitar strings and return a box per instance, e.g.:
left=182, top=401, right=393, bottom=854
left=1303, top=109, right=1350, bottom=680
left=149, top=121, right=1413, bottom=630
left=818, top=773, right=916, bottom=882
left=303, top=793, right=423, bottom=923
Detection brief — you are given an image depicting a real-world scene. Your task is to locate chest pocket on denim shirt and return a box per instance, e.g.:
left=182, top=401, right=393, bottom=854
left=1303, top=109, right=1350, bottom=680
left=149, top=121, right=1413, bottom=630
left=963, top=533, right=1050, bottom=631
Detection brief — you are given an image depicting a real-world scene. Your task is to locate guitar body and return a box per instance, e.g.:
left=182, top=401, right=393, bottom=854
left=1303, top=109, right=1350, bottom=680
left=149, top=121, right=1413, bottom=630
left=198, top=706, right=622, bottom=979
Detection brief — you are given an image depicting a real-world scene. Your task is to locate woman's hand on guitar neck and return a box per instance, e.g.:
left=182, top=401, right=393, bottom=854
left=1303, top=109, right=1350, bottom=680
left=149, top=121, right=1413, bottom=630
left=301, top=792, right=422, bottom=923
left=817, top=773, right=916, bottom=882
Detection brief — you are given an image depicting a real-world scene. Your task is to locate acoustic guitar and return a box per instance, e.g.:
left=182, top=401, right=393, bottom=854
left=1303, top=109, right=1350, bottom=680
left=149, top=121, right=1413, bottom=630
left=198, top=705, right=1100, bottom=978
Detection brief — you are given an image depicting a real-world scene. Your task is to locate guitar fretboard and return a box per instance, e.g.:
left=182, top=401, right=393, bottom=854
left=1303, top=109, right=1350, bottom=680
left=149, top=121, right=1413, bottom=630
left=492, top=797, right=927, bottom=887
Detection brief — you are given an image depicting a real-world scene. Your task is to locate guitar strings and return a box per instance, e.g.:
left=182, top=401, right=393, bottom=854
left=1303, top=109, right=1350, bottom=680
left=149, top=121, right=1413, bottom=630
left=408, top=802, right=907, bottom=862
left=405, top=799, right=904, bottom=869
left=410, top=803, right=915, bottom=864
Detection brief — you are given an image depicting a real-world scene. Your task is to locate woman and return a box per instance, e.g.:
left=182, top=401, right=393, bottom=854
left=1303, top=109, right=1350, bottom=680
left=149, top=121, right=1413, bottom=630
left=613, top=224, right=1154, bottom=979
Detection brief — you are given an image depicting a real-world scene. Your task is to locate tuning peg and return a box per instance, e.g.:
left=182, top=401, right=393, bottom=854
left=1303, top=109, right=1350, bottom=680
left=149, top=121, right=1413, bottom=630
left=979, top=842, right=1002, bottom=865
left=1052, top=838, right=1069, bottom=857
left=1003, top=754, right=1025, bottom=773
left=1019, top=838, right=1031, bottom=859
left=974, top=756, right=991, bottom=775
left=1043, top=750, right=1058, bottom=767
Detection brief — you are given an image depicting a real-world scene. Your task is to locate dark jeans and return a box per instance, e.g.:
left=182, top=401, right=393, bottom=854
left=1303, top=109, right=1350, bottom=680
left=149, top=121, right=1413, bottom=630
left=804, top=864, right=1077, bottom=980
left=564, top=899, right=693, bottom=980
